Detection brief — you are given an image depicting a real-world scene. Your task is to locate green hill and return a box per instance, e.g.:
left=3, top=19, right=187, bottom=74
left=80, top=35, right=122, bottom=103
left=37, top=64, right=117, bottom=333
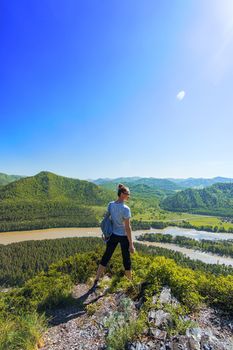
left=0, top=171, right=112, bottom=204
left=92, top=178, right=179, bottom=216
left=161, top=182, right=233, bottom=217
left=0, top=173, right=24, bottom=186
left=0, top=171, right=114, bottom=231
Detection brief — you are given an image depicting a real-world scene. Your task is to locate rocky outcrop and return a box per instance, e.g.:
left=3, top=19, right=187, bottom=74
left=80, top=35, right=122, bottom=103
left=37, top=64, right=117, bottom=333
left=40, top=279, right=233, bottom=350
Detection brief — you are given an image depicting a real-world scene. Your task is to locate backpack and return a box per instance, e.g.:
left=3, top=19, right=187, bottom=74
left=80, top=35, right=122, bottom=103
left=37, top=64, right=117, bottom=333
left=100, top=202, right=113, bottom=243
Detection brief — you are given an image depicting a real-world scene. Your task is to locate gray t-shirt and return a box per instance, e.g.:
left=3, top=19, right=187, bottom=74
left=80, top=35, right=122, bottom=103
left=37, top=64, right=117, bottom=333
left=107, top=201, right=131, bottom=236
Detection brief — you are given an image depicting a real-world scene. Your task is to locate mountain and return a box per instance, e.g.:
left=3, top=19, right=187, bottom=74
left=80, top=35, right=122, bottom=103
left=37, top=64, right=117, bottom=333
left=161, top=182, right=233, bottom=217
left=92, top=176, right=233, bottom=191
left=0, top=172, right=24, bottom=186
left=93, top=176, right=142, bottom=185
left=92, top=177, right=180, bottom=191
left=0, top=171, right=112, bottom=205
left=167, top=177, right=233, bottom=189
left=91, top=177, right=180, bottom=210
left=0, top=171, right=114, bottom=231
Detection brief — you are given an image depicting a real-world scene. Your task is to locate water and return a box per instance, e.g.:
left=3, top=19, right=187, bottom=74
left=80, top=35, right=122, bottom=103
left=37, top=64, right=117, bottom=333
left=149, top=226, right=233, bottom=241
left=134, top=239, right=233, bottom=267
left=1, top=226, right=233, bottom=267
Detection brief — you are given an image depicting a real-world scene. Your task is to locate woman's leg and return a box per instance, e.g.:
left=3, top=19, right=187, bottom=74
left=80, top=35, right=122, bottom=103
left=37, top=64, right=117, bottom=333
left=95, top=264, right=106, bottom=281
left=119, top=237, right=132, bottom=280
left=95, top=234, right=118, bottom=281
left=125, top=270, right=132, bottom=280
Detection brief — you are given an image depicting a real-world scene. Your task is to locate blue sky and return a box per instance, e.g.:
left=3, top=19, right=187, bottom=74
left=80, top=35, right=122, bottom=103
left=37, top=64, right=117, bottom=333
left=1, top=0, right=233, bottom=180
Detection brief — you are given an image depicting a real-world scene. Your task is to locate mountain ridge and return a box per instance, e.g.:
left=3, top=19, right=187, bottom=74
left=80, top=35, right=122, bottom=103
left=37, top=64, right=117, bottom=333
left=0, top=171, right=114, bottom=232
left=161, top=182, right=233, bottom=217
left=0, top=172, right=24, bottom=186
left=0, top=171, right=112, bottom=205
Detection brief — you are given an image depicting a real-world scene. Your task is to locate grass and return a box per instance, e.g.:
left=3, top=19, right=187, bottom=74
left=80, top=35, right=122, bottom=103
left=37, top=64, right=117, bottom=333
left=0, top=311, right=47, bottom=350
left=133, top=207, right=233, bottom=231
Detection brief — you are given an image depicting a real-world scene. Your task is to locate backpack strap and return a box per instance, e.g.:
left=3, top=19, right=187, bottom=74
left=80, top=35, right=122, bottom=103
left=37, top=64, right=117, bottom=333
left=109, top=202, right=112, bottom=216
left=104, top=202, right=112, bottom=218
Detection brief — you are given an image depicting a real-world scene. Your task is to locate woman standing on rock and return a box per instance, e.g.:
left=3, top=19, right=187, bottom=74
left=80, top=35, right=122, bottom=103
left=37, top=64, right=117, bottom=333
left=93, top=184, right=135, bottom=285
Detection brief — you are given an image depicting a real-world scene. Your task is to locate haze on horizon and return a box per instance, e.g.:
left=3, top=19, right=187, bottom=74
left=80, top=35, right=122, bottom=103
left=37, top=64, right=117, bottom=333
left=1, top=1, right=233, bottom=180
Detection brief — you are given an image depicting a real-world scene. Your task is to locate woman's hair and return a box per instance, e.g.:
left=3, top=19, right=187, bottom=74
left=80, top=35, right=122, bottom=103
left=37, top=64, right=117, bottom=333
left=117, top=183, right=130, bottom=197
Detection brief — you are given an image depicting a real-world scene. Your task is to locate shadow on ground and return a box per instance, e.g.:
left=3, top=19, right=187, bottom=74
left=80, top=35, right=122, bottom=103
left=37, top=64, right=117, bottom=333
left=44, top=283, right=110, bottom=326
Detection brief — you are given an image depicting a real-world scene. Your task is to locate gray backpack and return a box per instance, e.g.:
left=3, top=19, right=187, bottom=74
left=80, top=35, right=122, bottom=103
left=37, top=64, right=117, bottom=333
left=100, top=203, right=113, bottom=243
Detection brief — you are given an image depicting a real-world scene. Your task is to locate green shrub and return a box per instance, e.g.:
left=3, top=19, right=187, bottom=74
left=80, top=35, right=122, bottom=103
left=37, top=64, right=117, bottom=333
left=146, top=257, right=204, bottom=311
left=49, top=249, right=103, bottom=283
left=105, top=315, right=147, bottom=350
left=3, top=271, right=73, bottom=314
left=86, top=303, right=99, bottom=316
left=162, top=304, right=197, bottom=336
left=0, top=311, right=47, bottom=350
left=103, top=297, right=147, bottom=350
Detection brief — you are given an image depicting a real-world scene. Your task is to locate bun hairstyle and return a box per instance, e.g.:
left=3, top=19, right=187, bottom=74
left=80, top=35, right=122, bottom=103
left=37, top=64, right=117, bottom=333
left=117, top=183, right=130, bottom=197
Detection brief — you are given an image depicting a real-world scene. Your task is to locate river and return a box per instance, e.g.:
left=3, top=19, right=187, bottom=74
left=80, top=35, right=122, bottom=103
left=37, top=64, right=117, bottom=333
left=1, top=226, right=233, bottom=267
left=153, top=226, right=233, bottom=241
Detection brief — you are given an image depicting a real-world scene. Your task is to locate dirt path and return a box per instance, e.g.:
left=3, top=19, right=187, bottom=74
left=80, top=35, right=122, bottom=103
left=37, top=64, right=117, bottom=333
left=40, top=280, right=118, bottom=350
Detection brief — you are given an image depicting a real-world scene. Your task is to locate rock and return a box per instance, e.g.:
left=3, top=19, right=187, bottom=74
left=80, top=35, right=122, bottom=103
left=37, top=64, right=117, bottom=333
left=181, top=315, right=191, bottom=322
left=188, top=337, right=200, bottom=350
left=146, top=340, right=158, bottom=349
left=200, top=327, right=229, bottom=350
left=159, top=287, right=172, bottom=305
left=149, top=328, right=167, bottom=341
left=164, top=341, right=173, bottom=350
left=157, top=287, right=179, bottom=308
left=185, top=326, right=232, bottom=350
left=152, top=294, right=158, bottom=304
left=154, top=310, right=172, bottom=328
left=186, top=327, right=202, bottom=350
left=40, top=282, right=233, bottom=350
left=160, top=344, right=168, bottom=350
left=148, top=307, right=173, bottom=326
left=127, top=341, right=150, bottom=350
left=171, top=335, right=192, bottom=350
left=186, top=327, right=202, bottom=341
left=148, top=310, right=157, bottom=321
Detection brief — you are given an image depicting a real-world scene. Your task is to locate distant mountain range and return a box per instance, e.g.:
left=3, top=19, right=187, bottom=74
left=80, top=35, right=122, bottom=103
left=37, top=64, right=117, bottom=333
left=91, top=176, right=233, bottom=218
left=167, top=177, right=233, bottom=189
left=1, top=172, right=233, bottom=230
left=92, top=176, right=233, bottom=190
left=0, top=173, right=24, bottom=186
left=92, top=177, right=178, bottom=199
left=2, top=172, right=233, bottom=190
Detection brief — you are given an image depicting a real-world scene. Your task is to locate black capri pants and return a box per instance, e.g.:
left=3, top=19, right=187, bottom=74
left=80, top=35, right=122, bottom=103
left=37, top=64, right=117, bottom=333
left=100, top=233, right=131, bottom=270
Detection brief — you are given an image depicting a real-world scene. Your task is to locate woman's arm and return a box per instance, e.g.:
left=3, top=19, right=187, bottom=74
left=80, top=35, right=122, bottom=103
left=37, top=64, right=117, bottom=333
left=124, top=218, right=135, bottom=253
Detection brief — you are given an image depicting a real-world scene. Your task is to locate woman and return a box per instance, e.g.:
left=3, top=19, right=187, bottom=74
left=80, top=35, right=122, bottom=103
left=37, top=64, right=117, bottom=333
left=93, top=183, right=135, bottom=285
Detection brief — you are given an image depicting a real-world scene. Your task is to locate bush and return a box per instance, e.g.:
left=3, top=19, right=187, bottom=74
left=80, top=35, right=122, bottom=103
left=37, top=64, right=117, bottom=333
left=49, top=249, right=103, bottom=283
left=0, top=311, right=47, bottom=350
left=3, top=271, right=73, bottom=314
left=103, top=297, right=147, bottom=350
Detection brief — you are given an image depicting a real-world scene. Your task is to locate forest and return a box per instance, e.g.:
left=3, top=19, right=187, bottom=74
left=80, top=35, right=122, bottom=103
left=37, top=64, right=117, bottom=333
left=1, top=236, right=233, bottom=288
left=137, top=233, right=233, bottom=258
left=161, top=182, right=233, bottom=217
left=1, top=238, right=233, bottom=349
